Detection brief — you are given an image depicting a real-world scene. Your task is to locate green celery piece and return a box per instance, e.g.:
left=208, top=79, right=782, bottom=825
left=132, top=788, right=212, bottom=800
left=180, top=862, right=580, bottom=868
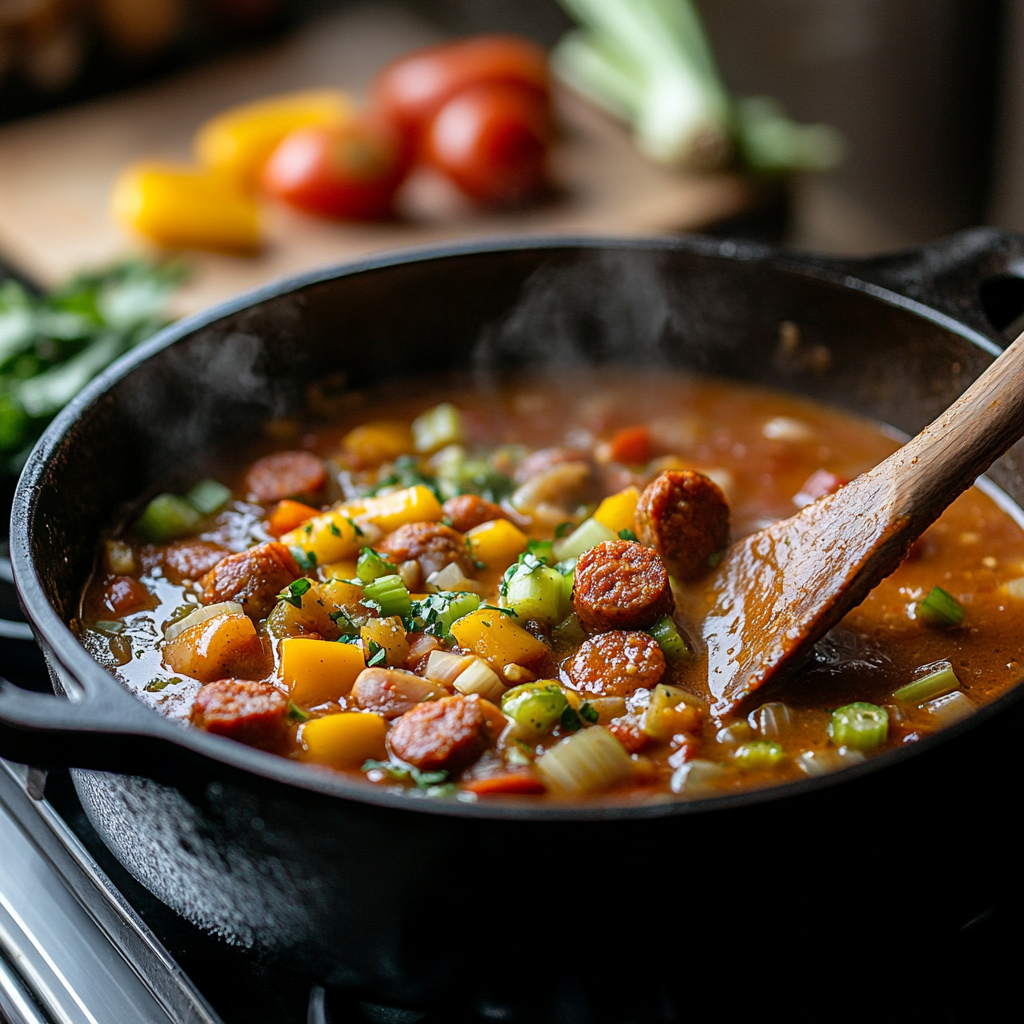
left=552, top=518, right=616, bottom=561
left=828, top=703, right=888, bottom=750
left=649, top=614, right=690, bottom=662
left=357, top=547, right=398, bottom=584
left=894, top=663, right=960, bottom=705
left=916, top=586, right=965, bottom=627
left=133, top=493, right=202, bottom=543
left=362, top=574, right=411, bottom=618
left=501, top=683, right=569, bottom=739
left=412, top=403, right=463, bottom=453
left=504, top=562, right=564, bottom=624
left=733, top=740, right=785, bottom=769
left=186, top=479, right=231, bottom=515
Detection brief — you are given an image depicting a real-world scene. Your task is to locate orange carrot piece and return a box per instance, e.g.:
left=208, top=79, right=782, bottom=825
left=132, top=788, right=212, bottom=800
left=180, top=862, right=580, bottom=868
left=609, top=425, right=653, bottom=465
left=463, top=772, right=546, bottom=796
left=267, top=499, right=319, bottom=537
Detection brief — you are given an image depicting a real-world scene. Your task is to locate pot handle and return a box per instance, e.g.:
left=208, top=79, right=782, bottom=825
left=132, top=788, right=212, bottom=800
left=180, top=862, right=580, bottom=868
left=787, top=227, right=1024, bottom=340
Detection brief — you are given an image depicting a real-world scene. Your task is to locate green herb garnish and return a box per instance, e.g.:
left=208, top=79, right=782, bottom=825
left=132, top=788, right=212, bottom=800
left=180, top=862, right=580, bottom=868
left=279, top=578, right=312, bottom=608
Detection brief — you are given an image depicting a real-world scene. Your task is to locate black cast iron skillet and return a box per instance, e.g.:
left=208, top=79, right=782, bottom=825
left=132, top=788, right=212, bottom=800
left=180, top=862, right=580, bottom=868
left=4, top=230, right=1024, bottom=1016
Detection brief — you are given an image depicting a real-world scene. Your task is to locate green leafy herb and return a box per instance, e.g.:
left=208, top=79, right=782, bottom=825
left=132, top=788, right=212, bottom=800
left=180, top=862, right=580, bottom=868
left=365, top=454, right=442, bottom=501
left=366, top=640, right=386, bottom=667
left=289, top=546, right=318, bottom=572
left=555, top=521, right=575, bottom=539
left=527, top=538, right=555, bottom=563
left=580, top=701, right=599, bottom=724
left=345, top=516, right=364, bottom=537
left=279, top=577, right=312, bottom=608
left=362, top=759, right=450, bottom=790
left=560, top=707, right=582, bottom=732
left=618, top=528, right=639, bottom=542
left=328, top=521, right=341, bottom=536
left=287, top=701, right=310, bottom=722
left=408, top=591, right=481, bottom=636
left=144, top=676, right=181, bottom=692
left=329, top=609, right=357, bottom=631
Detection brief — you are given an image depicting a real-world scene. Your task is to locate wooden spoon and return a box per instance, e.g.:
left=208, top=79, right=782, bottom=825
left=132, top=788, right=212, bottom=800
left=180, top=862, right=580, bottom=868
left=702, top=329, right=1024, bottom=718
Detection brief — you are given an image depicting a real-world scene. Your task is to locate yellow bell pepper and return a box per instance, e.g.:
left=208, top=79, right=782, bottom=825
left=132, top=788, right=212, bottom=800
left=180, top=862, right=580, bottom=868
left=593, top=486, right=640, bottom=535
left=358, top=485, right=443, bottom=533
left=450, top=608, right=547, bottom=667
left=111, top=162, right=260, bottom=253
left=281, top=637, right=365, bottom=706
left=195, top=89, right=354, bottom=189
left=342, top=421, right=413, bottom=465
left=466, top=519, right=528, bottom=569
left=281, top=509, right=363, bottom=565
left=300, top=712, right=387, bottom=767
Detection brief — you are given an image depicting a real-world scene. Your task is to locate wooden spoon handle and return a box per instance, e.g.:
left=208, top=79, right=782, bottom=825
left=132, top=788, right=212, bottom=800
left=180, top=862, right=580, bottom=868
left=887, top=328, right=1024, bottom=525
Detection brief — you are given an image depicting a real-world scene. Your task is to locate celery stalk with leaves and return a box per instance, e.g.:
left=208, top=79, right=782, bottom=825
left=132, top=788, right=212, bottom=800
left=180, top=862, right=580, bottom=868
left=0, top=260, right=185, bottom=473
left=554, top=0, right=843, bottom=174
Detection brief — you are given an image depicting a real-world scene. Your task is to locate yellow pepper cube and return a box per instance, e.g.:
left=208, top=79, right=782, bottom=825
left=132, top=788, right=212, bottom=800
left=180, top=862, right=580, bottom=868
left=450, top=608, right=548, bottom=667
left=342, top=422, right=413, bottom=465
left=359, top=485, right=443, bottom=533
left=281, top=510, right=362, bottom=565
left=593, top=486, right=640, bottom=535
left=321, top=559, right=359, bottom=581
left=281, top=637, right=365, bottom=706
left=466, top=519, right=528, bottom=569
left=110, top=162, right=260, bottom=253
left=195, top=89, right=354, bottom=189
left=300, top=712, right=387, bottom=767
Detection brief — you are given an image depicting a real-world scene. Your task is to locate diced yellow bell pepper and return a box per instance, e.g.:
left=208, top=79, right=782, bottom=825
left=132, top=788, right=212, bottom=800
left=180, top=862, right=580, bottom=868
left=342, top=421, right=413, bottom=465
left=300, top=711, right=387, bottom=766
left=282, top=636, right=365, bottom=706
left=450, top=608, right=547, bottom=667
left=110, top=162, right=260, bottom=252
left=321, top=559, right=359, bottom=581
left=466, top=519, right=528, bottom=569
left=358, top=485, right=443, bottom=533
left=194, top=89, right=354, bottom=189
left=593, top=486, right=640, bottom=535
left=281, top=510, right=362, bottom=565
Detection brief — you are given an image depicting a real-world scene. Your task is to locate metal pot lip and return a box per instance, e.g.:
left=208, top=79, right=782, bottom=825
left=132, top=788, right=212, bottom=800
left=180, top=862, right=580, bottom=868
left=8, top=231, right=1016, bottom=822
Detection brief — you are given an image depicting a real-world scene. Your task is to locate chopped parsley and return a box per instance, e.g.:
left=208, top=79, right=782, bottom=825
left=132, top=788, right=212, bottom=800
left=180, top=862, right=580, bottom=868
left=288, top=546, right=318, bottom=572
left=366, top=640, right=387, bottom=667
left=365, top=454, right=442, bottom=501
left=287, top=702, right=310, bottom=722
left=279, top=577, right=312, bottom=608
left=580, top=701, right=599, bottom=724
left=555, top=521, right=575, bottom=539
left=362, top=760, right=450, bottom=790
left=560, top=707, right=582, bottom=732
left=618, top=528, right=639, bottom=542
left=328, top=521, right=341, bottom=536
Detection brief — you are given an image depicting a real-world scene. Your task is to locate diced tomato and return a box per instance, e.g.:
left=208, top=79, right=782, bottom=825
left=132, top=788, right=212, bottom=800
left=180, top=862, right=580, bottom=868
left=463, top=772, right=546, bottom=795
left=608, top=425, right=654, bottom=465
left=792, top=469, right=849, bottom=508
left=103, top=575, right=152, bottom=616
left=609, top=716, right=650, bottom=754
left=267, top=499, right=320, bottom=537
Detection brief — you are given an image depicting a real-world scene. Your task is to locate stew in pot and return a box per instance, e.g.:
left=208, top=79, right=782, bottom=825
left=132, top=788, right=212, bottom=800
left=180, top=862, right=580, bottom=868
left=76, top=370, right=1024, bottom=801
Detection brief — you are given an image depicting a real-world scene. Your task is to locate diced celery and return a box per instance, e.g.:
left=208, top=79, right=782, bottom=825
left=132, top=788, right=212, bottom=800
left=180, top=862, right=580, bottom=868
left=748, top=701, right=792, bottom=741
left=501, top=683, right=569, bottom=739
left=413, top=403, right=463, bottom=453
left=796, top=747, right=866, bottom=777
left=535, top=726, right=632, bottom=793
left=670, top=758, right=729, bottom=795
left=133, top=493, right=201, bottom=542
left=432, top=444, right=466, bottom=501
left=186, top=479, right=231, bottom=515
left=648, top=614, right=690, bottom=662
left=715, top=721, right=753, bottom=746
left=894, top=661, right=960, bottom=705
left=361, top=574, right=411, bottom=618
left=552, top=518, right=616, bottom=561
left=410, top=592, right=481, bottom=636
left=916, top=586, right=964, bottom=627
left=828, top=702, right=888, bottom=750
left=503, top=561, right=565, bottom=623
left=357, top=546, right=398, bottom=583
left=922, top=690, right=974, bottom=726
left=733, top=740, right=785, bottom=769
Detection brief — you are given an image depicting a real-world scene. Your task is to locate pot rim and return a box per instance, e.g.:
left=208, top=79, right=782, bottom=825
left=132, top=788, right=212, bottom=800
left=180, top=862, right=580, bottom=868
left=9, top=232, right=1019, bottom=821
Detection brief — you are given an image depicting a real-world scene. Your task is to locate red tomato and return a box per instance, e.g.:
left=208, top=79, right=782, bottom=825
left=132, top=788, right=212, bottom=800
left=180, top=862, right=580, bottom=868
left=371, top=33, right=550, bottom=143
left=261, top=119, right=409, bottom=220
left=422, top=83, right=551, bottom=207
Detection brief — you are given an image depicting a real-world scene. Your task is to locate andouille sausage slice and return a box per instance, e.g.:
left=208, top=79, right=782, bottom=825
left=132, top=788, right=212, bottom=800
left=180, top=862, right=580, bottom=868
left=388, top=694, right=489, bottom=772
left=163, top=539, right=230, bottom=582
left=635, top=470, right=730, bottom=581
left=191, top=679, right=287, bottom=744
left=102, top=575, right=153, bottom=616
left=245, top=451, right=326, bottom=502
left=573, top=539, right=673, bottom=632
left=565, top=631, right=665, bottom=697
left=442, top=494, right=509, bottom=533
left=379, top=521, right=475, bottom=578
left=352, top=668, right=445, bottom=719
left=200, top=542, right=302, bottom=618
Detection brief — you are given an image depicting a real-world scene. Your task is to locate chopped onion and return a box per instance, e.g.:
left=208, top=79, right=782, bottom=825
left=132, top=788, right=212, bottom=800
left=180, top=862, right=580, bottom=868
left=163, top=601, right=243, bottom=642
left=453, top=658, right=506, bottom=702
left=748, top=701, right=792, bottom=741
left=762, top=416, right=814, bottom=442
left=423, top=650, right=474, bottom=687
left=715, top=722, right=753, bottom=746
left=536, top=727, right=632, bottom=793
left=425, top=562, right=482, bottom=594
left=922, top=690, right=974, bottom=727
left=796, top=747, right=866, bottom=777
left=670, top=758, right=729, bottom=795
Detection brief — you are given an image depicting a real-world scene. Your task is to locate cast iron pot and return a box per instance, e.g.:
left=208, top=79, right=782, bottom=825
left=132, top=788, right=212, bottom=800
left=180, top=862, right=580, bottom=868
left=4, top=230, right=1024, bottom=1016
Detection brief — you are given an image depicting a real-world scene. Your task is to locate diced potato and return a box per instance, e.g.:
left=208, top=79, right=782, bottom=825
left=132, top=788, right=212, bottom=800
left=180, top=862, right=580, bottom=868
left=360, top=616, right=410, bottom=667
left=592, top=486, right=640, bottom=535
left=163, top=613, right=264, bottom=683
left=282, top=637, right=365, bottom=706
left=466, top=519, right=528, bottom=569
left=164, top=601, right=244, bottom=642
left=281, top=510, right=362, bottom=564
left=453, top=658, right=506, bottom=702
left=301, top=712, right=387, bottom=766
left=342, top=421, right=413, bottom=465
left=450, top=608, right=547, bottom=667
left=357, top=486, right=443, bottom=533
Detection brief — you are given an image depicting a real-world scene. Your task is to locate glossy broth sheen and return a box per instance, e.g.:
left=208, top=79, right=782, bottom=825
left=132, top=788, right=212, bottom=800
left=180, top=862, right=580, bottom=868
left=77, top=371, right=1024, bottom=802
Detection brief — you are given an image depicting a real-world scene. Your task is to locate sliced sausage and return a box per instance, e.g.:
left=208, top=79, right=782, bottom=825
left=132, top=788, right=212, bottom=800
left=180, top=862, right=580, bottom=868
left=565, top=630, right=665, bottom=697
left=245, top=451, right=326, bottom=503
left=388, top=695, right=489, bottom=773
left=379, top=522, right=474, bottom=579
left=635, top=470, right=730, bottom=581
left=102, top=575, right=153, bottom=616
left=442, top=494, right=509, bottom=533
left=163, top=539, right=230, bottom=582
left=573, top=539, right=673, bottom=632
left=200, top=542, right=302, bottom=618
left=352, top=668, right=445, bottom=719
left=191, top=678, right=287, bottom=744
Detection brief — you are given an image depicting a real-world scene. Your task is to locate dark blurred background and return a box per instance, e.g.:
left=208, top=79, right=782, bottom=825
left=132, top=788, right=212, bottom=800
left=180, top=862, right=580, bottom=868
left=0, top=0, right=1018, bottom=253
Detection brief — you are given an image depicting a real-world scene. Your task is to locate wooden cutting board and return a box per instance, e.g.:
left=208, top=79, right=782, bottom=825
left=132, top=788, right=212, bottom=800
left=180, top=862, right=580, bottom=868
left=0, top=5, right=756, bottom=316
